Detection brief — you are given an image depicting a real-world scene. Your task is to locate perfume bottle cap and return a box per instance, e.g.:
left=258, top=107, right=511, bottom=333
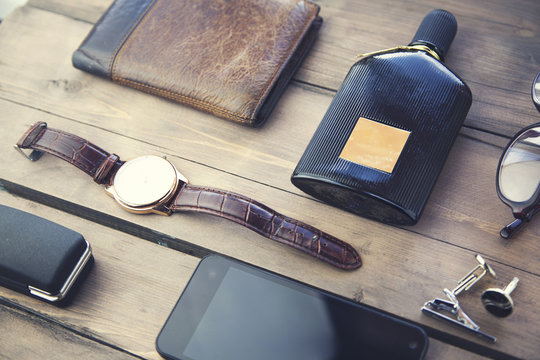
left=410, top=9, right=457, bottom=61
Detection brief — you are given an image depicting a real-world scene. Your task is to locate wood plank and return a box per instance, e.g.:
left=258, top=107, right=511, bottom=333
left=1, top=4, right=539, bottom=359
left=0, top=193, right=489, bottom=360
left=2, top=101, right=538, bottom=359
left=0, top=6, right=537, bottom=277
left=0, top=300, right=488, bottom=360
left=0, top=305, right=137, bottom=360
left=425, top=339, right=488, bottom=360
left=0, top=192, right=201, bottom=359
left=300, top=0, right=540, bottom=92
left=25, top=0, right=540, bottom=135
left=27, top=0, right=112, bottom=23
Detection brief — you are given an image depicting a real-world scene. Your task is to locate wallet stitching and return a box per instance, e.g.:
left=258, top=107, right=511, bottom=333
left=252, top=2, right=319, bottom=114
left=110, top=0, right=255, bottom=124
left=108, top=1, right=319, bottom=124
left=114, top=78, right=254, bottom=123
left=106, top=0, right=248, bottom=120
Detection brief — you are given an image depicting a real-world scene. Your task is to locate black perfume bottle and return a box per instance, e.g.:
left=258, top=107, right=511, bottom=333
left=291, top=9, right=472, bottom=225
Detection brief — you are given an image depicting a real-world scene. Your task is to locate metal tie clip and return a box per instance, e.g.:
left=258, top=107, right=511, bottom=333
left=421, top=254, right=497, bottom=343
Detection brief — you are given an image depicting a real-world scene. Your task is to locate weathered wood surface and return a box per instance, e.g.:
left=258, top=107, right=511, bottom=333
left=1, top=0, right=539, bottom=359
left=0, top=304, right=138, bottom=360
left=28, top=0, right=540, bottom=135
left=0, top=191, right=200, bottom=360
left=0, top=193, right=486, bottom=360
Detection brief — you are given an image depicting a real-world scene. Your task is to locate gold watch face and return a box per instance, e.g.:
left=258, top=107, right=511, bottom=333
left=112, top=155, right=179, bottom=209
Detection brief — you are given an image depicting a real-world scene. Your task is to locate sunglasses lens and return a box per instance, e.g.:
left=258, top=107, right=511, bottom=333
left=499, top=127, right=540, bottom=203
left=534, top=72, right=540, bottom=112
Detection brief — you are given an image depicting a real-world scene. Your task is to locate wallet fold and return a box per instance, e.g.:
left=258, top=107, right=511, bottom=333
left=72, top=0, right=322, bottom=126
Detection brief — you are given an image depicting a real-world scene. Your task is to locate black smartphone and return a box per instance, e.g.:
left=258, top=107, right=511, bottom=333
left=156, top=255, right=428, bottom=360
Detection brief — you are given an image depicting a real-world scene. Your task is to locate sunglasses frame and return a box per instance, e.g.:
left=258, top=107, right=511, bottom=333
left=496, top=72, right=540, bottom=238
left=496, top=123, right=540, bottom=207
left=533, top=72, right=540, bottom=112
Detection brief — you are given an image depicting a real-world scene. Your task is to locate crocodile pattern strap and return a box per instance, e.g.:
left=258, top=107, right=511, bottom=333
left=170, top=184, right=362, bottom=270
left=16, top=122, right=123, bottom=185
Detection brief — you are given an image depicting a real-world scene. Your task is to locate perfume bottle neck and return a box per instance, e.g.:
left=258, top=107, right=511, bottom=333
left=408, top=42, right=442, bottom=61
left=356, top=44, right=442, bottom=62
left=410, top=9, right=457, bottom=62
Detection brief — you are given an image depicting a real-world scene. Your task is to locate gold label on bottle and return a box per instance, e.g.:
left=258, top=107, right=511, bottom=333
left=339, top=117, right=410, bottom=173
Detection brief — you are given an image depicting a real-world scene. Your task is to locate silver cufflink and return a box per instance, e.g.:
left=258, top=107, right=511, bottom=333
left=481, top=276, right=519, bottom=318
left=421, top=254, right=498, bottom=343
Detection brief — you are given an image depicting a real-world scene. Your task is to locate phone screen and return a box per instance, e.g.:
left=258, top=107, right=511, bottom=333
left=156, top=255, right=428, bottom=360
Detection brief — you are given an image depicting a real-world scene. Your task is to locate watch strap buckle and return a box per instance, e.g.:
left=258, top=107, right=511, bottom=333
left=14, top=144, right=43, bottom=161
left=14, top=122, right=47, bottom=161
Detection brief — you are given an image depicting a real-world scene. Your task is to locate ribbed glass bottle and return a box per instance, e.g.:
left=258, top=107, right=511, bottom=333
left=291, top=9, right=472, bottom=225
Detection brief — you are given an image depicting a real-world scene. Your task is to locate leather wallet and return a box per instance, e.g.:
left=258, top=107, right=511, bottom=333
left=0, top=205, right=93, bottom=305
left=72, top=0, right=322, bottom=126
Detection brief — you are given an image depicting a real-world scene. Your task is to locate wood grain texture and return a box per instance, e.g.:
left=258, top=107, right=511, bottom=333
left=0, top=301, right=486, bottom=360
left=1, top=93, right=539, bottom=359
left=0, top=193, right=487, bottom=360
left=0, top=191, right=201, bottom=359
left=0, top=305, right=137, bottom=360
left=26, top=0, right=540, bottom=135
left=27, top=0, right=111, bottom=22
left=1, top=1, right=539, bottom=359
left=0, top=6, right=538, bottom=277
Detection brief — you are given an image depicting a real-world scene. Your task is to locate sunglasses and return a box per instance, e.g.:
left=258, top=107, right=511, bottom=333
left=496, top=72, right=540, bottom=238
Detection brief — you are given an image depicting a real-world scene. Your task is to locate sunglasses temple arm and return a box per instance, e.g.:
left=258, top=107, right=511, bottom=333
left=500, top=218, right=524, bottom=239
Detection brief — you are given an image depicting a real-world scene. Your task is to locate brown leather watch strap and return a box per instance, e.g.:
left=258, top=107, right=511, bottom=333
left=170, top=184, right=362, bottom=270
left=16, top=123, right=361, bottom=270
left=16, top=122, right=123, bottom=185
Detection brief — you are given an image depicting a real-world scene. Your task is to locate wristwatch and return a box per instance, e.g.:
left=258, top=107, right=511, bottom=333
left=15, top=122, right=362, bottom=270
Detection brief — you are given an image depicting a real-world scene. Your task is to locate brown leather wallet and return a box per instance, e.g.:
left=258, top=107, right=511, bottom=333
left=72, top=0, right=322, bottom=126
left=16, top=122, right=361, bottom=270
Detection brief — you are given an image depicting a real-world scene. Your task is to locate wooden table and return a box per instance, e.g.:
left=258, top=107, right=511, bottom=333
left=1, top=1, right=538, bottom=359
